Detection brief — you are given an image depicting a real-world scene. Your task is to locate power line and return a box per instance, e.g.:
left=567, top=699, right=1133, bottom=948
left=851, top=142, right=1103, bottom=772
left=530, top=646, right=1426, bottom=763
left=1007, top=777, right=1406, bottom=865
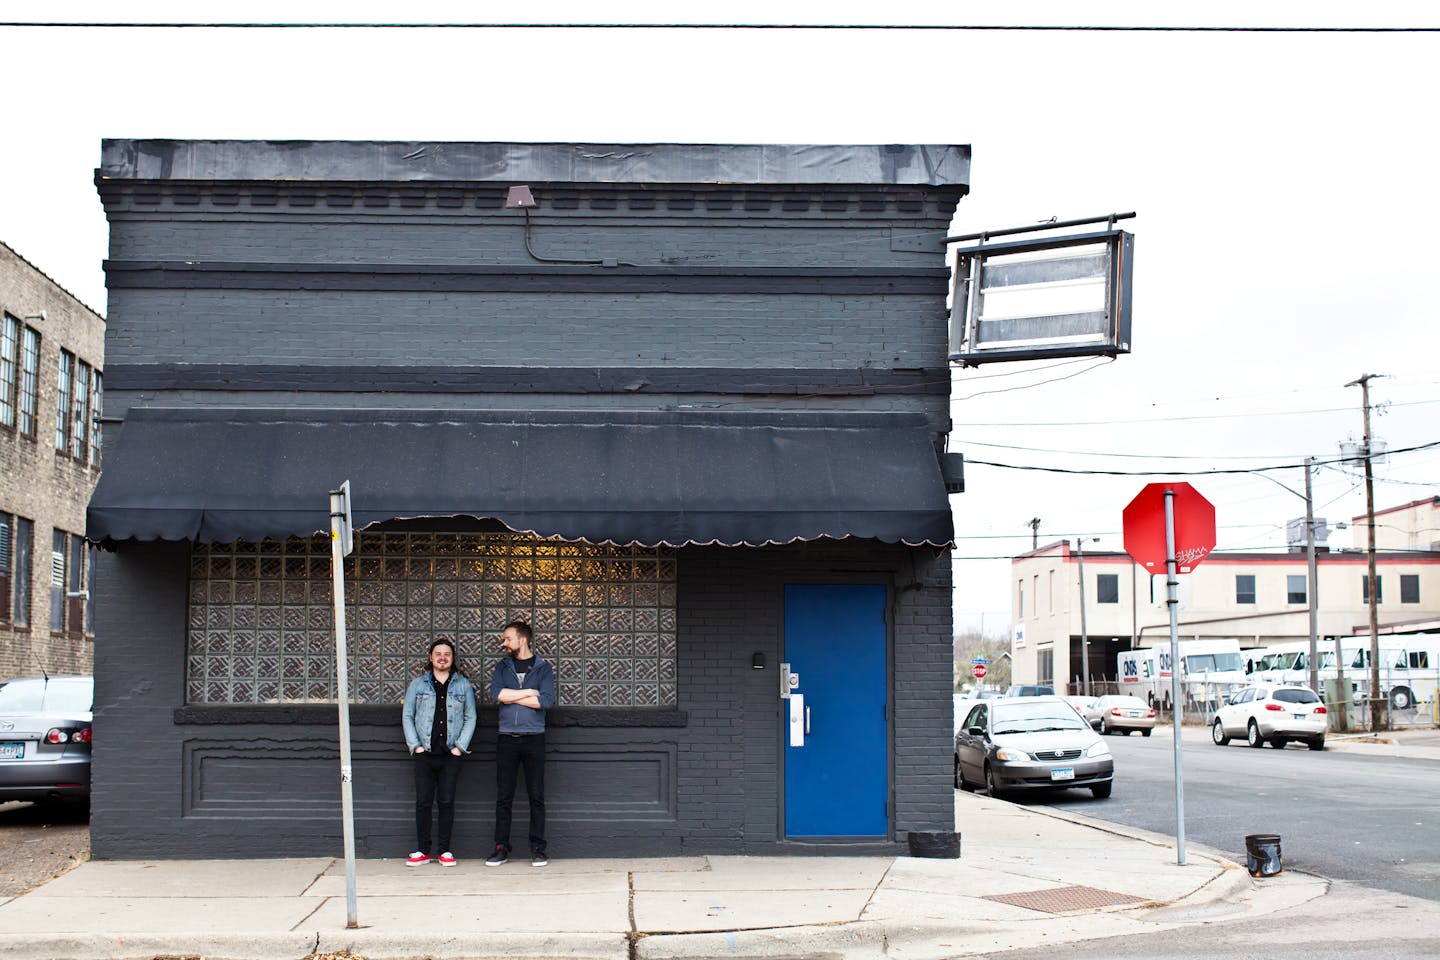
left=958, top=397, right=1440, bottom=427
left=2, top=22, right=1438, bottom=32
left=954, top=438, right=1333, bottom=462
left=963, top=439, right=1440, bottom=476
left=953, top=358, right=1113, bottom=401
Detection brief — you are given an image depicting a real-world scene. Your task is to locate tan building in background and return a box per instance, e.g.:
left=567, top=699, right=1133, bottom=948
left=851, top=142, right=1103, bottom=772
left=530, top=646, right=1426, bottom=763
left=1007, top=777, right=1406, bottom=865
left=0, top=240, right=104, bottom=676
left=1354, top=497, right=1440, bottom=552
left=1010, top=535, right=1440, bottom=692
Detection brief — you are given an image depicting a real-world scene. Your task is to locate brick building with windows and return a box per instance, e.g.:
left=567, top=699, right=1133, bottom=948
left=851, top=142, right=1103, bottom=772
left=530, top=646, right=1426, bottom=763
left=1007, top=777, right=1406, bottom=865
left=0, top=241, right=104, bottom=677
left=87, top=140, right=969, bottom=859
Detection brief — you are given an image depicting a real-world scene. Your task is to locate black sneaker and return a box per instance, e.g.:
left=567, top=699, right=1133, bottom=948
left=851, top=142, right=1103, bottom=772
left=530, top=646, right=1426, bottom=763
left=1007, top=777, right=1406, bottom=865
left=531, top=849, right=548, bottom=867
left=485, top=845, right=509, bottom=866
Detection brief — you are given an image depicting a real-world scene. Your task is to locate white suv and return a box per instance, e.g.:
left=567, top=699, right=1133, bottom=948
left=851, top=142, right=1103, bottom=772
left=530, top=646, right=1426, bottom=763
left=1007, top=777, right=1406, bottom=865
left=1211, top=684, right=1327, bottom=751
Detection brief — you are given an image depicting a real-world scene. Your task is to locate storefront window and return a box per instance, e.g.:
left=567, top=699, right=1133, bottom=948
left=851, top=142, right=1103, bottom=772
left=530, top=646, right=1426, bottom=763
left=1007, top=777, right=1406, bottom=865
left=187, top=532, right=677, bottom=707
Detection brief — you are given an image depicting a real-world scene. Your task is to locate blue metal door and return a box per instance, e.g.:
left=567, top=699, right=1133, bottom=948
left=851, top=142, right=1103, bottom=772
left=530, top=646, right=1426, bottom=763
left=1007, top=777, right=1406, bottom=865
left=783, top=584, right=888, bottom=838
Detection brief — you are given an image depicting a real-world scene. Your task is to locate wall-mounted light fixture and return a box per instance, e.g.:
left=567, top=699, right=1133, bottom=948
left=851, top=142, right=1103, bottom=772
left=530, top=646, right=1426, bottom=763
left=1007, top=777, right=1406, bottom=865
left=504, top=185, right=536, bottom=209
left=752, top=652, right=765, bottom=670
left=23, top=311, right=46, bottom=321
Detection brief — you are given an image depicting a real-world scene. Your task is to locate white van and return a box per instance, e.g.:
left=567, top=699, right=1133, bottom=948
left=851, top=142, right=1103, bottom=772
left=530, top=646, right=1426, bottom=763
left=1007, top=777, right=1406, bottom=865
left=1117, top=638, right=1247, bottom=710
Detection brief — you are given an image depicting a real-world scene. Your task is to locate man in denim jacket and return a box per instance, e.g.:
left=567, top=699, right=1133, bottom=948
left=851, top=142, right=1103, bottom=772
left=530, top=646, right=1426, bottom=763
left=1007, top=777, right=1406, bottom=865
left=485, top=620, right=557, bottom=867
left=401, top=639, right=477, bottom=866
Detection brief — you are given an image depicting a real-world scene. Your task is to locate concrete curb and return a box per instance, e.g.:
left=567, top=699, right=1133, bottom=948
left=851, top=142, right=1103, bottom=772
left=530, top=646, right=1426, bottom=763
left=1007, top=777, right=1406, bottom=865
left=0, top=930, right=630, bottom=960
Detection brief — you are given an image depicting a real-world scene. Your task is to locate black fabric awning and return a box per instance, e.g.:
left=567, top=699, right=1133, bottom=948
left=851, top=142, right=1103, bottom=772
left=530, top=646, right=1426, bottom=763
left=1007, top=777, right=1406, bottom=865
left=87, top=408, right=954, bottom=548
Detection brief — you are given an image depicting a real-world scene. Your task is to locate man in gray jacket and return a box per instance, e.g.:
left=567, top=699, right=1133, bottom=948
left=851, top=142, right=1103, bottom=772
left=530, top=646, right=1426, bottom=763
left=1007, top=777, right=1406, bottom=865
left=486, top=620, right=557, bottom=866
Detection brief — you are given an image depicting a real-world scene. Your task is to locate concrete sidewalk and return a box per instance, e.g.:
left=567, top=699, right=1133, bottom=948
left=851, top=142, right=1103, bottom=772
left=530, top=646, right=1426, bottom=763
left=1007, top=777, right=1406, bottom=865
left=0, top=792, right=1326, bottom=960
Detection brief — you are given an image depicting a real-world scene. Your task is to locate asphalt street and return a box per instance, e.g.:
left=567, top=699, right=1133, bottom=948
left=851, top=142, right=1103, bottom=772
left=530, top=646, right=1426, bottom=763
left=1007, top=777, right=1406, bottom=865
left=1022, top=726, right=1440, bottom=901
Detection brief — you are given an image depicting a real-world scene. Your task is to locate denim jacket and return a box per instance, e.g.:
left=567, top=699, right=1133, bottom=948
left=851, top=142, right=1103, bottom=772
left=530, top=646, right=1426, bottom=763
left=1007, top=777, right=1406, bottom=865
left=489, top=656, right=557, bottom=734
left=402, top=672, right=478, bottom=753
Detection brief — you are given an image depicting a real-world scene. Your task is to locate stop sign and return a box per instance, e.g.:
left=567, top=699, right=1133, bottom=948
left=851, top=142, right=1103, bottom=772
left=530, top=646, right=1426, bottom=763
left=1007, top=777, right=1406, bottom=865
left=972, top=663, right=987, bottom=680
left=1122, top=482, right=1217, bottom=573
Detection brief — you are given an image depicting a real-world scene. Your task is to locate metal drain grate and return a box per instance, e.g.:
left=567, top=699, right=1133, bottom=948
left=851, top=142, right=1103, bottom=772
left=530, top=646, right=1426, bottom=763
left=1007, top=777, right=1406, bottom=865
left=981, top=884, right=1149, bottom=913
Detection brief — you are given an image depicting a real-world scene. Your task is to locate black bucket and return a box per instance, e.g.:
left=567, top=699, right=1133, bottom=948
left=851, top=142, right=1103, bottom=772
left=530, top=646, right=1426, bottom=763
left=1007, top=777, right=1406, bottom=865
left=1244, top=834, right=1282, bottom=877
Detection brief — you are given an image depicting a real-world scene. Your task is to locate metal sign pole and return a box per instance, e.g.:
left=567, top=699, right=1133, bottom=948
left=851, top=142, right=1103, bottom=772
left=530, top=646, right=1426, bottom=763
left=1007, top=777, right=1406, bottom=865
left=329, top=482, right=358, bottom=928
left=1164, top=488, right=1187, bottom=866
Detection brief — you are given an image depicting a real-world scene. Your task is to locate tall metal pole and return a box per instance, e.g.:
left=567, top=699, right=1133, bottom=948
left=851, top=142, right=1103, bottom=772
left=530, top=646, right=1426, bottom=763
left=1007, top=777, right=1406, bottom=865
left=1304, top=457, right=1320, bottom=695
left=329, top=488, right=359, bottom=929
left=1076, top=540, right=1090, bottom=696
left=1347, top=374, right=1386, bottom=732
left=1164, top=489, right=1186, bottom=865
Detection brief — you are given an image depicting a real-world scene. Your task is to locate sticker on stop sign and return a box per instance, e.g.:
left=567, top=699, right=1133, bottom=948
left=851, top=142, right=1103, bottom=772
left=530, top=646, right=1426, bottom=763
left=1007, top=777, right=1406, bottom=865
left=1122, top=482, right=1217, bottom=573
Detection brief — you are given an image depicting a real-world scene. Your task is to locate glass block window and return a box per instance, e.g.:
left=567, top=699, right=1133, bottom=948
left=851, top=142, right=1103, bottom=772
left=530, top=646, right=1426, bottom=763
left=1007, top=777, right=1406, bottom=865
left=186, top=532, right=678, bottom=708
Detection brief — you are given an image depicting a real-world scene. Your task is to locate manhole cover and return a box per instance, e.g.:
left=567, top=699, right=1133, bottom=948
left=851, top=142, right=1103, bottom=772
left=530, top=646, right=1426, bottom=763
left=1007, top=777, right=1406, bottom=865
left=981, top=884, right=1149, bottom=913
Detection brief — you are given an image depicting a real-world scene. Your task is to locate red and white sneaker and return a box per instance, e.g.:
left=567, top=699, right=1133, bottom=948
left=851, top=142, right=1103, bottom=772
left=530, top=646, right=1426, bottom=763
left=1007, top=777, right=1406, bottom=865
left=437, top=851, right=457, bottom=867
left=405, top=851, right=430, bottom=867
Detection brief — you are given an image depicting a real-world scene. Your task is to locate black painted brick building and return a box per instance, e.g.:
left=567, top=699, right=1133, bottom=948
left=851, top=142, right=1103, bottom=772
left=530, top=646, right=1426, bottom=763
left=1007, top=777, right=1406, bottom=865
left=88, top=140, right=969, bottom=858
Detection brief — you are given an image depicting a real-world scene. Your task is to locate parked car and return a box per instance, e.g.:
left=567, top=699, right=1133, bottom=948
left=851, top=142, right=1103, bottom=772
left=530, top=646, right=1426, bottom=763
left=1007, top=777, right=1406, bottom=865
left=954, top=689, right=1010, bottom=734
left=954, top=695, right=1113, bottom=799
left=1211, top=683, right=1326, bottom=750
left=1095, top=694, right=1158, bottom=736
left=1064, top=695, right=1103, bottom=729
left=0, top=676, right=94, bottom=803
left=1003, top=684, right=1055, bottom=697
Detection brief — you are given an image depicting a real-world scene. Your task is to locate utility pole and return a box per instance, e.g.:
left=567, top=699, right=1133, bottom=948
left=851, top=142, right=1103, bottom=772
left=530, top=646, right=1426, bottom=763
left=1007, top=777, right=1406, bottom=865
left=1346, top=373, right=1386, bottom=732
left=1303, top=457, right=1320, bottom=695
left=1028, top=517, right=1041, bottom=551
left=1075, top=538, right=1098, bottom=696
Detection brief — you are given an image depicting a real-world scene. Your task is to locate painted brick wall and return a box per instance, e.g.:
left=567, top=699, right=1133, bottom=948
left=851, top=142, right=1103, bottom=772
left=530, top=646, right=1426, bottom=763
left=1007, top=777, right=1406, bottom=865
left=92, top=540, right=954, bottom=859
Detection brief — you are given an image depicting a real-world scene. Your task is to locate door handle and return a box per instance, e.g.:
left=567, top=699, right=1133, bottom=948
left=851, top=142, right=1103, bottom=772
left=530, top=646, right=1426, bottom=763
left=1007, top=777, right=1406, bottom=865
left=805, top=706, right=811, bottom=735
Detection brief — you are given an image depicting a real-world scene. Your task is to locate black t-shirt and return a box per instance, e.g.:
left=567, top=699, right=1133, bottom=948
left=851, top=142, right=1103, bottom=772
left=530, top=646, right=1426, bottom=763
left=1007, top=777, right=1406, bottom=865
left=513, top=656, right=536, bottom=686
left=429, top=672, right=449, bottom=752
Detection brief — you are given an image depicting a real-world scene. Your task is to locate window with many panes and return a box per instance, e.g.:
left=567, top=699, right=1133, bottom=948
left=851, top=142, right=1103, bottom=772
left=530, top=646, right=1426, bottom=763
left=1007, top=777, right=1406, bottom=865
left=44, top=530, right=91, bottom=635
left=0, top=314, right=17, bottom=429
left=1096, top=573, right=1119, bottom=603
left=18, top=327, right=39, bottom=438
left=1400, top=574, right=1419, bottom=604
left=53, top=351, right=101, bottom=464
left=186, top=532, right=677, bottom=707
left=10, top=518, right=31, bottom=627
left=49, top=530, right=67, bottom=632
left=1235, top=574, right=1256, bottom=604
left=1361, top=575, right=1382, bottom=603
left=90, top=368, right=103, bottom=465
left=0, top=513, right=13, bottom=622
left=71, top=359, right=90, bottom=461
left=55, top=351, right=72, bottom=452
left=1286, top=574, right=1307, bottom=604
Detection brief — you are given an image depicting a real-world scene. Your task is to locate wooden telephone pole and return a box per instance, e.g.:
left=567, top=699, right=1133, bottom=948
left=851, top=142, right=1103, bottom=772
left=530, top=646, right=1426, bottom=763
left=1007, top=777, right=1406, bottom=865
left=1346, top=373, right=1386, bottom=732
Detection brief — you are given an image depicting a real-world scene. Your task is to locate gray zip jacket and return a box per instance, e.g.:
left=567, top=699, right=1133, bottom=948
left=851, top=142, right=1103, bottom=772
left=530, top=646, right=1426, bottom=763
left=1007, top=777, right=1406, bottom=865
left=489, top=655, right=557, bottom=734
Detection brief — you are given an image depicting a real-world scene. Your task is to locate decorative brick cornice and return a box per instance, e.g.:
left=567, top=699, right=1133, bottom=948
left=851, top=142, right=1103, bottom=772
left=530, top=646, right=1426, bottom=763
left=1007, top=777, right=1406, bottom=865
left=95, top=179, right=963, bottom=218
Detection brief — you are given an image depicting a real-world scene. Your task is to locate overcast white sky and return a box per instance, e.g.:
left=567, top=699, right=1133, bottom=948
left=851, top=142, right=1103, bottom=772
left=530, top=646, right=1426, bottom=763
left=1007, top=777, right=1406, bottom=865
left=3, top=1, right=1437, bottom=635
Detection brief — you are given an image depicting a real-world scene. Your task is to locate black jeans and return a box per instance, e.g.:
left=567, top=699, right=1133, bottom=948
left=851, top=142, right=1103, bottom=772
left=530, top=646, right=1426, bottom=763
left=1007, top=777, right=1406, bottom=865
left=494, top=733, right=545, bottom=853
left=413, top=751, right=461, bottom=854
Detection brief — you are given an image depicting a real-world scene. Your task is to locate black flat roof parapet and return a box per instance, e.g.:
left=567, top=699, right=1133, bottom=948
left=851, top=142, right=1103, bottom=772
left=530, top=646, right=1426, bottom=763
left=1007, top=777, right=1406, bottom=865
left=99, top=140, right=970, bottom=188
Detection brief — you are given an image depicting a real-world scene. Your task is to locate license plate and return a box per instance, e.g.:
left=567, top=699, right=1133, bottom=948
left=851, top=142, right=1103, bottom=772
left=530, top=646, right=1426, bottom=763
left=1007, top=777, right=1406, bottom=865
left=1050, top=767, right=1075, bottom=781
left=1294, top=713, right=1308, bottom=719
left=0, top=742, right=23, bottom=760
left=1126, top=711, right=1141, bottom=717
